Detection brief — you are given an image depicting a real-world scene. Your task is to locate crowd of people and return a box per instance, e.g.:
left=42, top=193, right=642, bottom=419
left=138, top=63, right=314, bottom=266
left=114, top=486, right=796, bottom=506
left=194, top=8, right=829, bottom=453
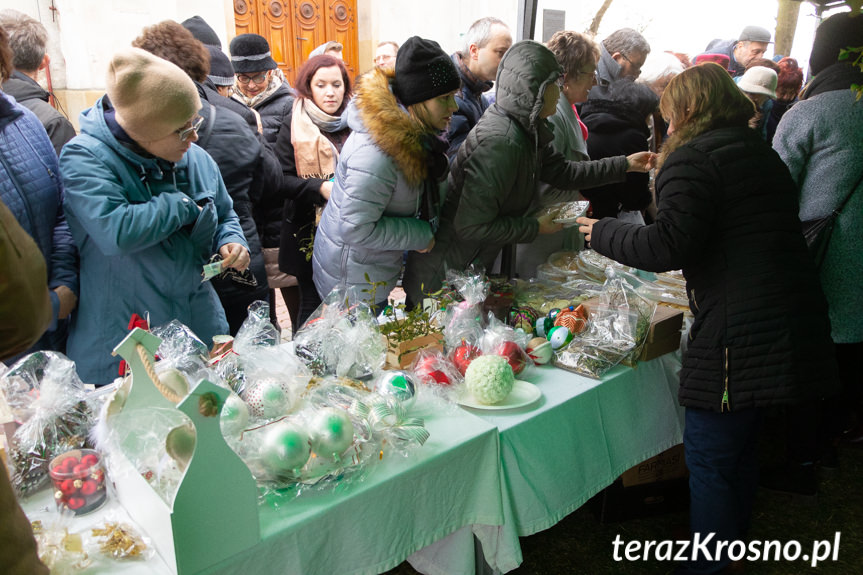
left=1, top=7, right=862, bottom=575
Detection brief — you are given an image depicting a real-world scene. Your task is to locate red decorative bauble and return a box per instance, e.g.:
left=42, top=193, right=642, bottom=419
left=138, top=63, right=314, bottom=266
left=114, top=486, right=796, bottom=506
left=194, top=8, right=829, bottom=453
left=414, top=356, right=452, bottom=385
left=80, top=453, right=99, bottom=468
left=495, top=341, right=527, bottom=375
left=72, top=463, right=90, bottom=477
left=60, top=457, right=79, bottom=472
left=80, top=479, right=99, bottom=496
left=67, top=497, right=86, bottom=510
left=451, top=343, right=481, bottom=375
left=59, top=479, right=77, bottom=496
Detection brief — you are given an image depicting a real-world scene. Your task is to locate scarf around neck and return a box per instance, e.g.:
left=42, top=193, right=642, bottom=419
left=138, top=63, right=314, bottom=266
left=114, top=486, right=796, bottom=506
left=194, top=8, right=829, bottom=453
left=234, top=74, right=283, bottom=109
left=291, top=98, right=347, bottom=179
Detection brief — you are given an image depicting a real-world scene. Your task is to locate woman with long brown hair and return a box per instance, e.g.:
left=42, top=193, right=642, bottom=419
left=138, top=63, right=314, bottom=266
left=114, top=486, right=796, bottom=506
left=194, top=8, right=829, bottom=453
left=578, top=63, right=838, bottom=573
left=273, top=54, right=352, bottom=331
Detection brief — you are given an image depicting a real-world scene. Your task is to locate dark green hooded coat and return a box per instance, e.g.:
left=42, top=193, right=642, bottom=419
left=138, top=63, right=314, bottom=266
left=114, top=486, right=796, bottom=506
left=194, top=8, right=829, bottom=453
left=403, top=40, right=628, bottom=301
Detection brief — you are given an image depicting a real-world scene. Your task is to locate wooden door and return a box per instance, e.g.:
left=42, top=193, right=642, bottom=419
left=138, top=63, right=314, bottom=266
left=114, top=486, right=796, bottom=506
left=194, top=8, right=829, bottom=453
left=234, top=0, right=358, bottom=85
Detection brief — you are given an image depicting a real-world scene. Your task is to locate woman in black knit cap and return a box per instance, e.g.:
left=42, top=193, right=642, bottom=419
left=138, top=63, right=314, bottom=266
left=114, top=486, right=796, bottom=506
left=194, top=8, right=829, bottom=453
left=312, top=36, right=459, bottom=309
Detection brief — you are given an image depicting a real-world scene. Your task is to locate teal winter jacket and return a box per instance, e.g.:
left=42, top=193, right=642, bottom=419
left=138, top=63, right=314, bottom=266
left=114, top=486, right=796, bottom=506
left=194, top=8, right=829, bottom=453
left=60, top=97, right=246, bottom=385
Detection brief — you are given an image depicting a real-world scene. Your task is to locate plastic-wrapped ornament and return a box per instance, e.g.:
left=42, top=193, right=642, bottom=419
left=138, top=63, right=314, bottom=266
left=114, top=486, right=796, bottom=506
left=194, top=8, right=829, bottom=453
left=495, top=341, right=527, bottom=375
left=451, top=342, right=481, bottom=375
left=526, top=337, right=553, bottom=365
left=309, top=407, right=355, bottom=458
left=261, top=421, right=311, bottom=474
left=220, top=391, right=250, bottom=438
left=548, top=308, right=562, bottom=321
left=243, top=377, right=292, bottom=419
left=534, top=316, right=554, bottom=338
left=413, top=356, right=452, bottom=385
left=374, top=370, right=417, bottom=410
left=547, top=325, right=574, bottom=350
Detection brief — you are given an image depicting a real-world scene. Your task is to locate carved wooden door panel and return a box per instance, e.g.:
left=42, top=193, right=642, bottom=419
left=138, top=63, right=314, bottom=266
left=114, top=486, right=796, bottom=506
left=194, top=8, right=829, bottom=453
left=233, top=0, right=296, bottom=79
left=234, top=0, right=358, bottom=86
left=324, top=0, right=358, bottom=79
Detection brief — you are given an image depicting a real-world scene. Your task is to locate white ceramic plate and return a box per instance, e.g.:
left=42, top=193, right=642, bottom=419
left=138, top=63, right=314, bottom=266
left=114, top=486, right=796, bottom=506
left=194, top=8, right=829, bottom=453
left=457, top=380, right=542, bottom=411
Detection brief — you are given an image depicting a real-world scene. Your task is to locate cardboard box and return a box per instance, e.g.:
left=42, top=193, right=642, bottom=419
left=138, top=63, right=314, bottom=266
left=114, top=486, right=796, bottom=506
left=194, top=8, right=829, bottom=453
left=621, top=444, right=688, bottom=487
left=385, top=332, right=445, bottom=370
left=639, top=330, right=682, bottom=362
left=646, top=304, right=685, bottom=344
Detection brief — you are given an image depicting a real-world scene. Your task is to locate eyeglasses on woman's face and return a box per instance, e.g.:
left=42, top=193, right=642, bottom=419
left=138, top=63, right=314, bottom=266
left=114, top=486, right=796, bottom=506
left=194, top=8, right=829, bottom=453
left=236, top=72, right=269, bottom=86
left=176, top=116, right=204, bottom=143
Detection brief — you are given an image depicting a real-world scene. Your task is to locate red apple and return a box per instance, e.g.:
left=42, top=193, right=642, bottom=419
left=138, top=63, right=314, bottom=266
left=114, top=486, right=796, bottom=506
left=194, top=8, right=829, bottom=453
left=495, top=341, right=527, bottom=375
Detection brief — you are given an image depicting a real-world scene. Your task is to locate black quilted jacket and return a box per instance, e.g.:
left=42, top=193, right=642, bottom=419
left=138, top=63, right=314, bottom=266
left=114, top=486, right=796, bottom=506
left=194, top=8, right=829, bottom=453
left=590, top=126, right=839, bottom=412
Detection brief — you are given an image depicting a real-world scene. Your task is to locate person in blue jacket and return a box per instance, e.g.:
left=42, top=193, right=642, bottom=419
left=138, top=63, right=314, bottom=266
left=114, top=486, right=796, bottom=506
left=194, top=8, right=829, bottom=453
left=0, top=26, right=78, bottom=361
left=60, top=47, right=249, bottom=385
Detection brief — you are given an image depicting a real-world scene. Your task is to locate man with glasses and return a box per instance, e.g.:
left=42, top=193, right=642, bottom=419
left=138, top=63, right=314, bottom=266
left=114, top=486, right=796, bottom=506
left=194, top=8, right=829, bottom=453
left=58, top=47, right=248, bottom=385
left=588, top=27, right=651, bottom=100
left=700, top=25, right=772, bottom=78
left=374, top=41, right=398, bottom=70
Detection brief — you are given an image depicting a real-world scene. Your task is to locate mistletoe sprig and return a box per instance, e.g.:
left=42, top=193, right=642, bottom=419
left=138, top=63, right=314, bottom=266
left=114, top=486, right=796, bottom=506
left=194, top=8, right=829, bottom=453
left=362, top=273, right=441, bottom=344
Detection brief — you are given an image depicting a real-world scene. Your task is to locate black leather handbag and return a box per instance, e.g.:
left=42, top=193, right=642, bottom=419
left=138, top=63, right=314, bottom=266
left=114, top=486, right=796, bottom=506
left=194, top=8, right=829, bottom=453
left=800, top=176, right=860, bottom=268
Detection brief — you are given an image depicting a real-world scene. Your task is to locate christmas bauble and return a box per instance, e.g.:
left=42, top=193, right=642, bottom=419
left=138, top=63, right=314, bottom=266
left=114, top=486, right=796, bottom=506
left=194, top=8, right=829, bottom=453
left=547, top=325, right=574, bottom=350
left=220, top=391, right=250, bottom=438
left=526, top=337, right=553, bottom=365
left=451, top=343, right=481, bottom=375
left=374, top=370, right=417, bottom=409
left=495, top=341, right=527, bottom=375
left=548, top=308, right=562, bottom=321
left=261, top=421, right=311, bottom=473
left=534, top=316, right=554, bottom=338
left=414, top=356, right=452, bottom=386
left=509, top=306, right=539, bottom=335
left=309, top=408, right=355, bottom=458
left=243, top=378, right=292, bottom=419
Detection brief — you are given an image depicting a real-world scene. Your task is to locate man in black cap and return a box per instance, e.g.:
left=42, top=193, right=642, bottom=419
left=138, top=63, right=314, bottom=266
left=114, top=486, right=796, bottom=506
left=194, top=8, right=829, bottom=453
left=700, top=25, right=772, bottom=77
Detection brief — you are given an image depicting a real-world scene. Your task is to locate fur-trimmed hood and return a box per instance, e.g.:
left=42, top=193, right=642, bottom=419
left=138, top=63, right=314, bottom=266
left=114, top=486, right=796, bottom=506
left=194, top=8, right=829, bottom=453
left=349, top=67, right=433, bottom=187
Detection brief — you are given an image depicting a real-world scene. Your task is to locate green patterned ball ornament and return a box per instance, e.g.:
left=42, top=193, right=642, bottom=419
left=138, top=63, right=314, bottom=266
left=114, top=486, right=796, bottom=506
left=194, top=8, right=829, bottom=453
left=309, top=407, right=355, bottom=458
left=374, top=370, right=417, bottom=410
left=261, top=421, right=311, bottom=474
left=547, top=325, right=574, bottom=350
left=548, top=308, right=562, bottom=321
left=535, top=316, right=554, bottom=338
left=509, top=306, right=540, bottom=334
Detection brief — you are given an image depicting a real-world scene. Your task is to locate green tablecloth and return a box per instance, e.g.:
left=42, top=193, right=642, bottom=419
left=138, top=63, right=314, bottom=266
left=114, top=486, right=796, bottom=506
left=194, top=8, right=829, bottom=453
left=19, top=398, right=503, bottom=575
left=18, top=354, right=682, bottom=575
left=409, top=352, right=684, bottom=574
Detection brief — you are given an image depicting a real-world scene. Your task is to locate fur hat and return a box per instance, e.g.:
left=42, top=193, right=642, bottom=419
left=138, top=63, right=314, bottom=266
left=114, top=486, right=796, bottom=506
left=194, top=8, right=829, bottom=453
left=738, top=25, right=772, bottom=44
left=106, top=47, right=201, bottom=142
left=229, top=33, right=277, bottom=74
left=737, top=66, right=777, bottom=98
left=207, top=45, right=234, bottom=86
left=181, top=15, right=221, bottom=48
left=809, top=12, right=863, bottom=76
left=392, top=36, right=460, bottom=107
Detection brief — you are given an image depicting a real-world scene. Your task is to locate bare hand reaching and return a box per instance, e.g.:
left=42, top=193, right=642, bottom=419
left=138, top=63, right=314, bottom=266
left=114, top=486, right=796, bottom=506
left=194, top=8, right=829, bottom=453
left=626, top=151, right=657, bottom=172
left=576, top=216, right=598, bottom=243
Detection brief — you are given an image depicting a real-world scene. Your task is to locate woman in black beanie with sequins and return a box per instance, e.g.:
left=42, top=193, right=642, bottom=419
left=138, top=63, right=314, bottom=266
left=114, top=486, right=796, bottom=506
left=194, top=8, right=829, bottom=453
left=312, top=36, right=460, bottom=309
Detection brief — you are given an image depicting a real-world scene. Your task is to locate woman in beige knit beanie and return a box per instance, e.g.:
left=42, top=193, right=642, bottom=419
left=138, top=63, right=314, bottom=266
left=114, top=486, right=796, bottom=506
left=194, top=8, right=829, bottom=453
left=58, top=47, right=251, bottom=385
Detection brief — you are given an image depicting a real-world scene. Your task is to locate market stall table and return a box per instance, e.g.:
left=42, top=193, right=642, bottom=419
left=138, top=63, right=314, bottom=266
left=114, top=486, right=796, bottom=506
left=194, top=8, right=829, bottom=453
left=19, top=397, right=506, bottom=575
left=409, top=352, right=684, bottom=574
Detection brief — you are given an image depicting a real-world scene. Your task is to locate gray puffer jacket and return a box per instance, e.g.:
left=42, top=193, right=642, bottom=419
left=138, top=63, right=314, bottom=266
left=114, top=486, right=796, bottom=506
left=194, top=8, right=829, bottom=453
left=312, top=68, right=438, bottom=303
left=404, top=40, right=627, bottom=302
